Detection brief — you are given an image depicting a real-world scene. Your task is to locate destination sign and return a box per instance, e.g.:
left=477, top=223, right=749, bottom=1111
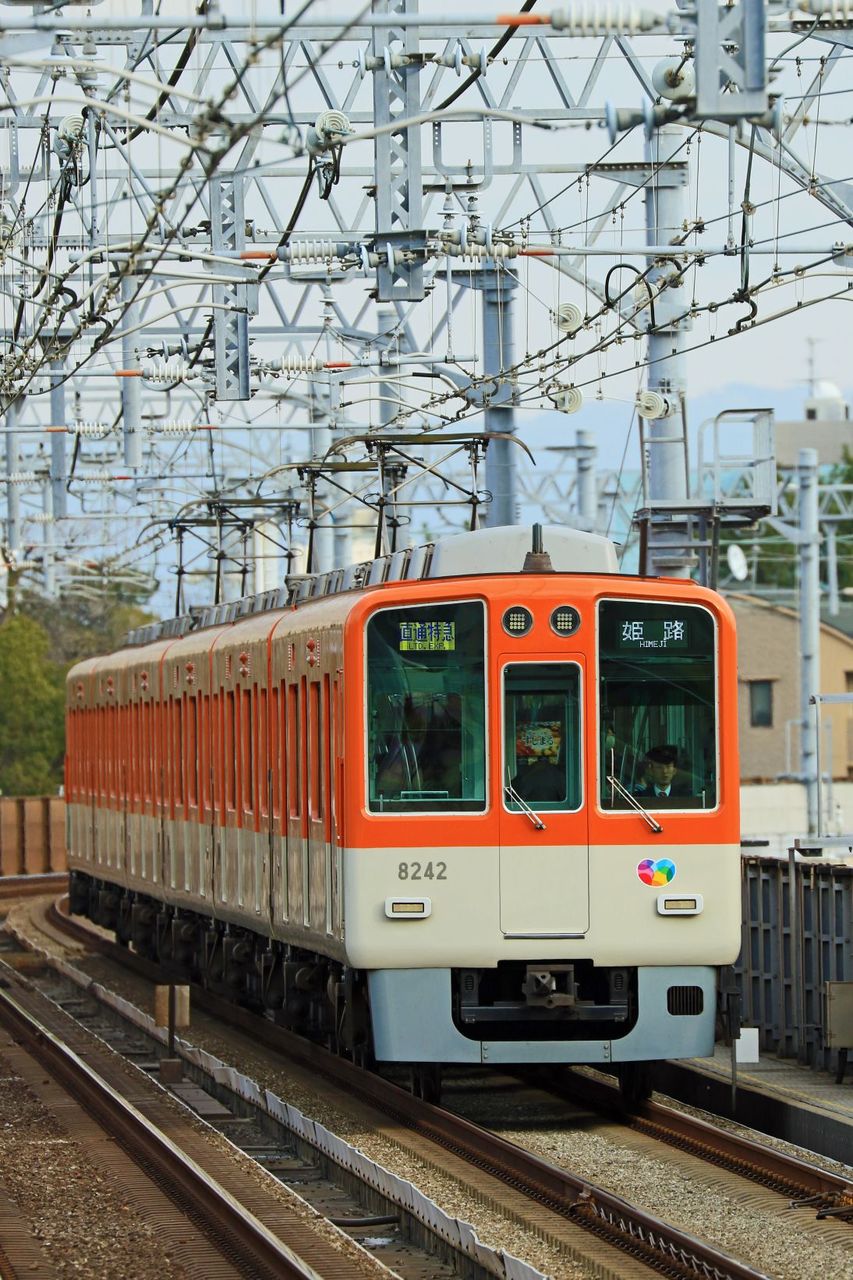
left=399, top=619, right=456, bottom=651
left=617, top=618, right=689, bottom=650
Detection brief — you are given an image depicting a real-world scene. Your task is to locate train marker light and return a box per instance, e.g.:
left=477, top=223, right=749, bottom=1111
left=656, top=895, right=703, bottom=915
left=385, top=897, right=431, bottom=919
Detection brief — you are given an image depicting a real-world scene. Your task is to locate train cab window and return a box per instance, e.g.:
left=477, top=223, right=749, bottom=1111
left=367, top=600, right=486, bottom=813
left=598, top=601, right=717, bottom=810
left=503, top=664, right=581, bottom=811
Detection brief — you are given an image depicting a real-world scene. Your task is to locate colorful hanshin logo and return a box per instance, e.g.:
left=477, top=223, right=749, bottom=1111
left=637, top=858, right=676, bottom=886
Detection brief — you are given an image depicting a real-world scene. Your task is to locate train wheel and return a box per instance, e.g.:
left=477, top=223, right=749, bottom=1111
left=617, top=1063, right=652, bottom=1106
left=410, top=1063, right=442, bottom=1106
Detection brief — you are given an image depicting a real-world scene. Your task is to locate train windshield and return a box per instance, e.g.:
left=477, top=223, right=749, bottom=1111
left=598, top=600, right=717, bottom=810
left=503, top=664, right=582, bottom=812
left=366, top=600, right=487, bottom=813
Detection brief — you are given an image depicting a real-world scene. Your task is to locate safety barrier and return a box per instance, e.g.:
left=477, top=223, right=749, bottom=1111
left=738, top=852, right=853, bottom=1073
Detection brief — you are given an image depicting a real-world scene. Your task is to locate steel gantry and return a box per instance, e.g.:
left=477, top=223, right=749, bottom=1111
left=1, top=1, right=853, bottom=607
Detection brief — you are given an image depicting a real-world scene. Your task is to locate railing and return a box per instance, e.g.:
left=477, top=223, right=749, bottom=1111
left=738, top=852, right=853, bottom=1073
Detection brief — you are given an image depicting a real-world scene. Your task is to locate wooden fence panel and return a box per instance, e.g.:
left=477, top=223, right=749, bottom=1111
left=0, top=797, right=66, bottom=876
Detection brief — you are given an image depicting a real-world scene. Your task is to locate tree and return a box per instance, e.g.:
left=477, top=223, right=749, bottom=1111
left=0, top=614, right=65, bottom=794
left=0, top=568, right=156, bottom=795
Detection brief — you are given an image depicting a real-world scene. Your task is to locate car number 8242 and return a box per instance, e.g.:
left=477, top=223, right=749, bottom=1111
left=397, top=861, right=447, bottom=881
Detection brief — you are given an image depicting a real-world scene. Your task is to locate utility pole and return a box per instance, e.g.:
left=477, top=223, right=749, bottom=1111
left=482, top=264, right=518, bottom=528
left=49, top=358, right=67, bottom=520
left=4, top=398, right=21, bottom=554
left=644, top=124, right=691, bottom=576
left=120, top=276, right=143, bottom=469
left=798, top=447, right=821, bottom=836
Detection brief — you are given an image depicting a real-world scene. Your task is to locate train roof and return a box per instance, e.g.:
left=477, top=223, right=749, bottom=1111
left=124, top=525, right=619, bottom=649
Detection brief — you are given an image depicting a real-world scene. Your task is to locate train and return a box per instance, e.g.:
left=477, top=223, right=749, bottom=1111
left=65, top=524, right=741, bottom=1100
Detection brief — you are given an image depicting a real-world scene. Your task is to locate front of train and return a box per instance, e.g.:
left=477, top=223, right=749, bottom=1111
left=341, top=526, right=740, bottom=1090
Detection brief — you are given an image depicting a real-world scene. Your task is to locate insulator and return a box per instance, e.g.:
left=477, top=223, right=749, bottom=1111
left=0, top=471, right=38, bottom=485
left=257, top=355, right=323, bottom=381
left=306, top=109, right=352, bottom=156
left=72, top=420, right=110, bottom=437
left=446, top=242, right=517, bottom=262
left=58, top=114, right=85, bottom=142
left=798, top=0, right=853, bottom=15
left=550, top=4, right=659, bottom=35
left=148, top=420, right=197, bottom=437
left=286, top=240, right=347, bottom=264
left=555, top=303, right=584, bottom=335
left=636, top=389, right=675, bottom=420
left=549, top=386, right=584, bottom=415
left=70, top=472, right=123, bottom=484
left=651, top=58, right=696, bottom=103
left=141, top=354, right=190, bottom=383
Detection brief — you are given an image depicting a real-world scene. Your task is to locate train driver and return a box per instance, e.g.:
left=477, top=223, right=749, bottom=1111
left=633, top=744, right=693, bottom=801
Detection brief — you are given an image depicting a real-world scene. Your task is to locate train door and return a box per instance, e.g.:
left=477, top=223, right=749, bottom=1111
left=498, top=659, right=589, bottom=937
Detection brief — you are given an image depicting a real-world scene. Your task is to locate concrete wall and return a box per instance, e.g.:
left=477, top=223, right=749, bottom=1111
left=741, top=780, right=853, bottom=857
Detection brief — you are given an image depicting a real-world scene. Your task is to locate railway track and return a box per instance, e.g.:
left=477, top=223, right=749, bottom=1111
left=0, top=963, right=343, bottom=1280
left=12, top=895, right=844, bottom=1280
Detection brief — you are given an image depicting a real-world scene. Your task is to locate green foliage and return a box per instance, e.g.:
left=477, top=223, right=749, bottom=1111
left=0, top=614, right=65, bottom=795
left=20, top=584, right=153, bottom=668
left=0, top=573, right=155, bottom=795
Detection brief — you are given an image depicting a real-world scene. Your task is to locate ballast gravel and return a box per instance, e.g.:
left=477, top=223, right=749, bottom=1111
left=0, top=1050, right=190, bottom=1280
left=7, top=901, right=853, bottom=1280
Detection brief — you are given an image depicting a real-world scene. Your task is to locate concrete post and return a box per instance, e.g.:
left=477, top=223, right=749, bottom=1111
left=644, top=124, right=691, bottom=575
left=49, top=360, right=67, bottom=519
left=4, top=398, right=21, bottom=554
left=482, top=264, right=518, bottom=528
left=798, top=447, right=820, bottom=836
left=826, top=524, right=839, bottom=617
left=120, top=275, right=142, bottom=469
left=43, top=478, right=56, bottom=595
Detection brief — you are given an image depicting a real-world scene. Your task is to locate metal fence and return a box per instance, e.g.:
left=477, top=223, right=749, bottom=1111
left=0, top=796, right=66, bottom=877
left=738, top=852, right=853, bottom=1071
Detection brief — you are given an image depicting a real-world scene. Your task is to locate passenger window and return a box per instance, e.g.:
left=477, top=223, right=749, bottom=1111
left=599, top=601, right=717, bottom=810
left=367, top=601, right=486, bottom=813
left=503, top=664, right=581, bottom=812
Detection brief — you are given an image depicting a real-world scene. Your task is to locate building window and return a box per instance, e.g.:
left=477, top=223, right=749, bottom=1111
left=749, top=680, right=773, bottom=728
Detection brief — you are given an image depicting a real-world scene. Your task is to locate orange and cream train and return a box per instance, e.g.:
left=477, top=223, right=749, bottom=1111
left=66, top=525, right=740, bottom=1097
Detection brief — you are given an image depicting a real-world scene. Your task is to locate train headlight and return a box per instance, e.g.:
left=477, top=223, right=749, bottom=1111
left=656, top=894, right=703, bottom=915
left=550, top=605, right=581, bottom=637
left=385, top=897, right=431, bottom=919
left=502, top=605, right=533, bottom=636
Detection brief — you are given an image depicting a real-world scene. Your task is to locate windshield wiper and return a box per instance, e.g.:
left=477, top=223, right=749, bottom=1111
left=607, top=775, right=663, bottom=834
left=504, top=779, right=546, bottom=830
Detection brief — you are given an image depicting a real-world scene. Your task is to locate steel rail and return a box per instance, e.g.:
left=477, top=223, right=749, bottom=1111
left=42, top=900, right=817, bottom=1279
left=531, top=1067, right=853, bottom=1216
left=0, top=977, right=324, bottom=1280
left=0, top=872, right=69, bottom=901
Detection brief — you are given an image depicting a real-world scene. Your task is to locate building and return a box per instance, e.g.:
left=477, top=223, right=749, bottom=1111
left=728, top=593, right=853, bottom=782
left=774, top=381, right=852, bottom=468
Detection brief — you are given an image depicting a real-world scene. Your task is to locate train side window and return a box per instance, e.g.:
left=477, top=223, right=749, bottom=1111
left=598, top=601, right=717, bottom=810
left=366, top=600, right=487, bottom=814
left=503, top=664, right=582, bottom=812
left=270, top=686, right=281, bottom=819
left=287, top=682, right=300, bottom=818
left=309, top=680, right=322, bottom=820
left=226, top=690, right=237, bottom=811
left=242, top=688, right=253, bottom=813
left=187, top=696, right=198, bottom=808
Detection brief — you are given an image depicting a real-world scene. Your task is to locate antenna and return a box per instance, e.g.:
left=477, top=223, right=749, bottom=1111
left=726, top=544, right=749, bottom=582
